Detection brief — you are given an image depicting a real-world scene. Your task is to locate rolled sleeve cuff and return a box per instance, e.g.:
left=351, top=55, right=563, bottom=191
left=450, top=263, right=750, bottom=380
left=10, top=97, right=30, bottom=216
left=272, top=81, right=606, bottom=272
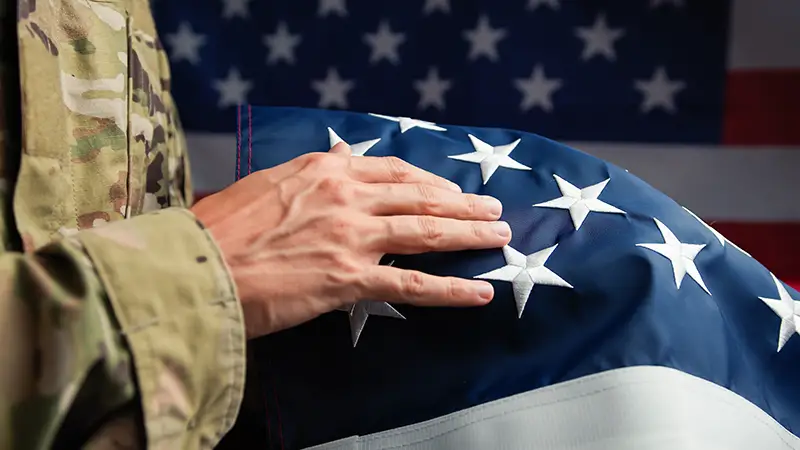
left=73, top=208, right=245, bottom=449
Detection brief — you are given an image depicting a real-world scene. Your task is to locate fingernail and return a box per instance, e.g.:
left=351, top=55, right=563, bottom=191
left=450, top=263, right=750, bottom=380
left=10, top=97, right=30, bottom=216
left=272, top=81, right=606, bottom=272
left=474, top=282, right=494, bottom=301
left=491, top=221, right=511, bottom=238
left=481, top=196, right=502, bottom=217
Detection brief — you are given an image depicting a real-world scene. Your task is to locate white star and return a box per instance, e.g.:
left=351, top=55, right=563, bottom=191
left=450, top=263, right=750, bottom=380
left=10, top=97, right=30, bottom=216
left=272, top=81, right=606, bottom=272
left=311, top=68, right=354, bottom=109
left=575, top=14, right=625, bottom=61
left=336, top=260, right=405, bottom=347
left=364, top=21, right=406, bottom=65
left=423, top=0, right=450, bottom=14
left=327, top=127, right=380, bottom=156
left=448, top=134, right=531, bottom=184
left=634, top=66, right=686, bottom=114
left=369, top=113, right=447, bottom=133
left=263, top=22, right=302, bottom=65
left=212, top=68, right=252, bottom=109
left=221, top=0, right=250, bottom=19
left=682, top=207, right=752, bottom=257
left=513, top=65, right=562, bottom=112
left=337, top=301, right=405, bottom=347
left=650, top=0, right=684, bottom=8
left=534, top=175, right=626, bottom=230
left=318, top=0, right=347, bottom=17
left=476, top=244, right=572, bottom=317
left=759, top=273, right=800, bottom=352
left=165, top=22, right=206, bottom=65
left=463, top=15, right=507, bottom=62
left=527, top=0, right=560, bottom=11
left=637, top=218, right=711, bottom=295
left=413, top=67, right=452, bottom=111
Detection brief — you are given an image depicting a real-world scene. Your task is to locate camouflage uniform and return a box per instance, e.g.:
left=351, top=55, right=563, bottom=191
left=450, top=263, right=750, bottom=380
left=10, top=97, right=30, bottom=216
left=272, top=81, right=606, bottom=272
left=0, top=1, right=246, bottom=449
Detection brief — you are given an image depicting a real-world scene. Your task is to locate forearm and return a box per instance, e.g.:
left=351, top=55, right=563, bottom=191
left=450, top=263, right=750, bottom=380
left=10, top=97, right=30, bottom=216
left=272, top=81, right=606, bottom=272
left=0, top=208, right=246, bottom=450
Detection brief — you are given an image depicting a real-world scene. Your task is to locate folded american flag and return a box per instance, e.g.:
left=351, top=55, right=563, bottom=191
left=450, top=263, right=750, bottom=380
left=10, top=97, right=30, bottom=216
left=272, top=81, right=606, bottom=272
left=219, top=105, right=800, bottom=450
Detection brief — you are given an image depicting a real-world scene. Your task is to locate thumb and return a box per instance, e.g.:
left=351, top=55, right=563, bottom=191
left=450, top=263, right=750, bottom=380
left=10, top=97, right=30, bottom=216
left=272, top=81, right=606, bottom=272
left=329, top=141, right=352, bottom=155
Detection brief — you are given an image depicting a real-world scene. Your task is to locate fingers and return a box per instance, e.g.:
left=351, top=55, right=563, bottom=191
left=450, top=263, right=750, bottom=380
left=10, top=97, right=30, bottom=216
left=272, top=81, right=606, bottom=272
left=363, top=183, right=502, bottom=221
left=328, top=141, right=352, bottom=155
left=372, top=216, right=511, bottom=254
left=359, top=264, right=495, bottom=307
left=279, top=151, right=461, bottom=193
left=348, top=155, right=462, bottom=193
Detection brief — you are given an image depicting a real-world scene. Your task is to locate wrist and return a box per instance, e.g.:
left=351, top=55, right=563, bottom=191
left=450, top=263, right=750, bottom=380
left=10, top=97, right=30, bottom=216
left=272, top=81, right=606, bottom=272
left=191, top=196, right=264, bottom=339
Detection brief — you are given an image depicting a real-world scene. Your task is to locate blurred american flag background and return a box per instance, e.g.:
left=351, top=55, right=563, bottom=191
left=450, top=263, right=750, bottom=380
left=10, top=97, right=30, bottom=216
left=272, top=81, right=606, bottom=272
left=150, top=0, right=799, bottom=288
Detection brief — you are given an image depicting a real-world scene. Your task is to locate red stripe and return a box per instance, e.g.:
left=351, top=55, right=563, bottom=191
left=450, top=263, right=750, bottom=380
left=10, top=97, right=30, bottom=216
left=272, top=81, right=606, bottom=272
left=711, top=221, right=799, bottom=282
left=723, top=69, right=800, bottom=146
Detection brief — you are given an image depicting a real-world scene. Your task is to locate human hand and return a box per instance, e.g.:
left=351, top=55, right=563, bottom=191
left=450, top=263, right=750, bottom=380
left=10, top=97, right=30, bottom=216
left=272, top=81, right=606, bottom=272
left=191, top=142, right=511, bottom=339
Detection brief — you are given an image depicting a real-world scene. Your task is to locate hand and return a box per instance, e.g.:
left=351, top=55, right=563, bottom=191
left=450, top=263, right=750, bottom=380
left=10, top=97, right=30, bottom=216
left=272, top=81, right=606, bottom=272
left=191, top=142, right=511, bottom=339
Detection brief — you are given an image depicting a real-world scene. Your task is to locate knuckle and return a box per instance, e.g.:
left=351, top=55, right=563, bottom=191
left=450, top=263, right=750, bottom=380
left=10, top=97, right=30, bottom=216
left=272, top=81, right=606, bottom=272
left=447, top=277, right=461, bottom=300
left=465, top=194, right=479, bottom=216
left=401, top=270, right=427, bottom=298
left=327, top=215, right=357, bottom=244
left=383, top=217, right=400, bottom=242
left=302, top=152, right=328, bottom=167
left=417, top=216, right=444, bottom=248
left=331, top=252, right=362, bottom=275
left=471, top=222, right=485, bottom=240
left=317, top=177, right=350, bottom=204
left=415, top=184, right=441, bottom=214
left=385, top=156, right=412, bottom=183
left=324, top=253, right=362, bottom=287
left=304, top=152, right=344, bottom=172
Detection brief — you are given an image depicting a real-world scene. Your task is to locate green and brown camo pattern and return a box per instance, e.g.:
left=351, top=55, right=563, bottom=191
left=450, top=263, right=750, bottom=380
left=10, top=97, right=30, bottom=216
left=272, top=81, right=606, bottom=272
left=0, top=1, right=246, bottom=449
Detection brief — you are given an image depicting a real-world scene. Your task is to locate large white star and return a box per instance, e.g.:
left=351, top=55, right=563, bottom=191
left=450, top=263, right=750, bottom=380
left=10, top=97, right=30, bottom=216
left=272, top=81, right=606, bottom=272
left=423, top=0, right=450, bottom=15
left=413, top=67, right=452, bottom=110
left=476, top=244, right=572, bottom=317
left=221, top=0, right=250, bottom=19
left=212, top=68, right=252, bottom=109
left=637, top=218, right=711, bottom=295
left=759, top=273, right=800, bottom=352
left=463, top=15, right=507, bottom=62
left=369, top=113, right=447, bottom=133
left=364, top=21, right=406, bottom=65
left=534, top=175, right=626, bottom=230
left=527, top=0, right=560, bottom=10
left=448, top=134, right=531, bottom=184
left=318, top=0, right=347, bottom=17
left=650, top=0, right=684, bottom=8
left=575, top=14, right=625, bottom=61
left=311, top=68, right=354, bottom=109
left=682, top=207, right=751, bottom=257
left=263, top=22, right=302, bottom=65
left=513, top=65, right=562, bottom=112
left=327, top=127, right=380, bottom=156
left=165, top=22, right=206, bottom=65
left=336, top=260, right=405, bottom=347
left=634, top=66, right=686, bottom=114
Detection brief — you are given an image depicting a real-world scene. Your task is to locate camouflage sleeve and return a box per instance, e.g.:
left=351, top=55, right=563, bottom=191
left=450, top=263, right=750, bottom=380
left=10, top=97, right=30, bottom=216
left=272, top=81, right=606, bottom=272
left=0, top=207, right=246, bottom=450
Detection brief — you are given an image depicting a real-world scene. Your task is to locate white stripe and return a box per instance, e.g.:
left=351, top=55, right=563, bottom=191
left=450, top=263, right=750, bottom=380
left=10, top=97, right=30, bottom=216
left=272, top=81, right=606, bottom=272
left=186, top=133, right=238, bottom=193
left=305, top=366, right=800, bottom=450
left=186, top=133, right=800, bottom=221
left=728, top=0, right=800, bottom=70
left=570, top=141, right=800, bottom=222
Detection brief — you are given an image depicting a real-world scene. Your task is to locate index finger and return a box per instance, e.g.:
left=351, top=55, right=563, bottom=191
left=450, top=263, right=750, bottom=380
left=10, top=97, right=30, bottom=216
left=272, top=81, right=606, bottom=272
left=358, top=264, right=494, bottom=307
left=348, top=155, right=462, bottom=192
